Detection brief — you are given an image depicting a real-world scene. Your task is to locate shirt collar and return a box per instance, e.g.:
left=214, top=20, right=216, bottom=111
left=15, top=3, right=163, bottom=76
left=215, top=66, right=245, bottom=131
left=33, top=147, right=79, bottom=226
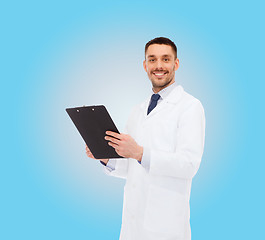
left=141, top=84, right=184, bottom=110
left=151, top=81, right=177, bottom=100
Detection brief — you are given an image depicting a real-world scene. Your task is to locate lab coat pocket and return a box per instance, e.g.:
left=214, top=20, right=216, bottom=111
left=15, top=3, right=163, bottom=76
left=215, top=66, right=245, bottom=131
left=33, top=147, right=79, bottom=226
left=143, top=185, right=186, bottom=236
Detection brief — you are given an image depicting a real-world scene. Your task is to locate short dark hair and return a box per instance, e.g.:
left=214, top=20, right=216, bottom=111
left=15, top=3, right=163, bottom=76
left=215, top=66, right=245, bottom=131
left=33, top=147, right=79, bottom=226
left=145, top=37, right=177, bottom=59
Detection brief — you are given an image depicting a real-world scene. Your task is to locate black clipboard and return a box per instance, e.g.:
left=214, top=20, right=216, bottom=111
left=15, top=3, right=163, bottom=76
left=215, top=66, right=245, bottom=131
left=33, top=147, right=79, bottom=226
left=66, top=105, right=123, bottom=159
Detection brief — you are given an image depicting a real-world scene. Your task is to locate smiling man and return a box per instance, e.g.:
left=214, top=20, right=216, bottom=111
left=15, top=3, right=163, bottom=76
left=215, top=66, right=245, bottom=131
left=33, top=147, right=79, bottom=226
left=144, top=43, right=179, bottom=92
left=86, top=37, right=205, bottom=240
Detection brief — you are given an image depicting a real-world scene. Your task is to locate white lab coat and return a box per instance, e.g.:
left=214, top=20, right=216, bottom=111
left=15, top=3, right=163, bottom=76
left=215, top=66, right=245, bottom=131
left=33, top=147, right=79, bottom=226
left=104, top=85, right=205, bottom=240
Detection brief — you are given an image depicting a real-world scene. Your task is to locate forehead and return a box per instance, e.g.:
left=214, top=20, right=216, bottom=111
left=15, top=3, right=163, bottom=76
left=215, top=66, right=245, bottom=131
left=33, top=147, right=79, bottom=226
left=146, top=44, right=175, bottom=58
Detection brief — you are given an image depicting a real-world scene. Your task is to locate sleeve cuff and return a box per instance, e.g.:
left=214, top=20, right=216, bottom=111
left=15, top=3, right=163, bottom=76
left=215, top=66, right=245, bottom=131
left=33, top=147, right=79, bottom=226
left=138, top=148, right=150, bottom=171
left=100, top=159, right=116, bottom=172
left=100, top=161, right=106, bottom=166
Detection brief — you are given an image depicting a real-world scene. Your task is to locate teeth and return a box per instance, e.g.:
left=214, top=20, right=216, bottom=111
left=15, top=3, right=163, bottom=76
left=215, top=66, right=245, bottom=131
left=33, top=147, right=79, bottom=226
left=154, top=72, right=165, bottom=76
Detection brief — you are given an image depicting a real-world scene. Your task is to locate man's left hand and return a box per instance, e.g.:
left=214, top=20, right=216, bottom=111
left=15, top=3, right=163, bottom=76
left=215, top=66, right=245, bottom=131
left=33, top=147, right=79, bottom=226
left=105, top=131, right=143, bottom=162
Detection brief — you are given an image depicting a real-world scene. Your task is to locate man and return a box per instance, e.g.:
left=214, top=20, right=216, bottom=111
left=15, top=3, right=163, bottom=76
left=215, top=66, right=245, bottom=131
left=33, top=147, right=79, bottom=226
left=86, top=37, right=205, bottom=240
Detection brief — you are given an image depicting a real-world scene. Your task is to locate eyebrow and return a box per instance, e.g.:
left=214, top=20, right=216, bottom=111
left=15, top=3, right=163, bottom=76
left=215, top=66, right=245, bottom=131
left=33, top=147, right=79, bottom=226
left=147, top=54, right=172, bottom=58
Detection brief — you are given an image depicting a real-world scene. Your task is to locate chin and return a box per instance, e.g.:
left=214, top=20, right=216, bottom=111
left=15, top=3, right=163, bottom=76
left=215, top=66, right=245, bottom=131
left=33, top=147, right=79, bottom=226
left=152, top=79, right=171, bottom=88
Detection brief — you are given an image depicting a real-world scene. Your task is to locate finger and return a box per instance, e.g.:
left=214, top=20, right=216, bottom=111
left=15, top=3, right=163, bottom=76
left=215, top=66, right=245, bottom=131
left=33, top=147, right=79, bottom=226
left=114, top=148, right=125, bottom=158
left=86, top=147, right=91, bottom=153
left=86, top=150, right=92, bottom=156
left=86, top=151, right=91, bottom=157
left=105, top=136, right=121, bottom=145
left=86, top=145, right=92, bottom=152
left=86, top=149, right=91, bottom=155
left=85, top=147, right=93, bottom=156
left=106, top=131, right=121, bottom=139
left=86, top=151, right=95, bottom=159
left=108, top=141, right=119, bottom=148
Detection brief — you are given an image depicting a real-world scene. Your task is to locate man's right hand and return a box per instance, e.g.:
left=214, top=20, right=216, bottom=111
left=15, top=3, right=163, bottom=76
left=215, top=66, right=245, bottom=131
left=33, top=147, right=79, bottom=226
left=85, top=145, right=109, bottom=165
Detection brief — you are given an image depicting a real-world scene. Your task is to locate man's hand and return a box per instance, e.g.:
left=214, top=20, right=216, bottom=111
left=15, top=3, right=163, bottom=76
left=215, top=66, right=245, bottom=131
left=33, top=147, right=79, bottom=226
left=85, top=145, right=109, bottom=165
left=105, top=131, right=143, bottom=162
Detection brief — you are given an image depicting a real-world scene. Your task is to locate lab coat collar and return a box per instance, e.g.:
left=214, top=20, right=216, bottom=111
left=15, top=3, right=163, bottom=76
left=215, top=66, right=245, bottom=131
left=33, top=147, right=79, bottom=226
left=165, top=84, right=184, bottom=104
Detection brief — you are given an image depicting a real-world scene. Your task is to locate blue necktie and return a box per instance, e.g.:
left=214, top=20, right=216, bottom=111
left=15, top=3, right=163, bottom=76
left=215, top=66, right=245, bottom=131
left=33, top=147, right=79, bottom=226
left=147, top=94, right=160, bottom=115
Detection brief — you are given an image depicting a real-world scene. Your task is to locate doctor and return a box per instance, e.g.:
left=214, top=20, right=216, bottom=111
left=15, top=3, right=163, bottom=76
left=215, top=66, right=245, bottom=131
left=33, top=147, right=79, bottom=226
left=86, top=37, right=205, bottom=240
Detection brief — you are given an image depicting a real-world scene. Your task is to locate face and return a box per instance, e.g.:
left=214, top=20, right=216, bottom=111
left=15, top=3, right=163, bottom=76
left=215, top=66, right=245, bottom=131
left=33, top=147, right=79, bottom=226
left=143, top=44, right=179, bottom=93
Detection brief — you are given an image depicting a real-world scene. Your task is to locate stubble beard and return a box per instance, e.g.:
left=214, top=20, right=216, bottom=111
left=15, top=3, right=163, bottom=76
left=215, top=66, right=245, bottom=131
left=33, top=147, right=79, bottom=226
left=149, top=69, right=175, bottom=91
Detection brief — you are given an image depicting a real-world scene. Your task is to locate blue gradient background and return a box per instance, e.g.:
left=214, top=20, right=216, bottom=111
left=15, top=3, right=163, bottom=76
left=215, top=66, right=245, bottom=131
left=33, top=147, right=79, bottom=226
left=1, top=1, right=264, bottom=239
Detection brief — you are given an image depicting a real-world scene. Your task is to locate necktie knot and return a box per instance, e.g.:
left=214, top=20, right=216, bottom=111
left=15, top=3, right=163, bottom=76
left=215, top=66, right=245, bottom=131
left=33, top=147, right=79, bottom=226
left=147, top=94, right=160, bottom=115
left=151, top=94, right=160, bottom=101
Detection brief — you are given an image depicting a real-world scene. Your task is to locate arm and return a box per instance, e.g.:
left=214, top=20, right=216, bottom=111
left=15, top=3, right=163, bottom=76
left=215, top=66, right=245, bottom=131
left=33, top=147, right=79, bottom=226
left=85, top=145, right=129, bottom=179
left=145, top=100, right=205, bottom=179
left=103, top=131, right=143, bottom=179
left=100, top=106, right=141, bottom=178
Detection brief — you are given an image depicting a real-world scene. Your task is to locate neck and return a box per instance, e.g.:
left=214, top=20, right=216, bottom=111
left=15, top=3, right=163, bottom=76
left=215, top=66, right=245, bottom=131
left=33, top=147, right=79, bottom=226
left=152, top=80, right=175, bottom=93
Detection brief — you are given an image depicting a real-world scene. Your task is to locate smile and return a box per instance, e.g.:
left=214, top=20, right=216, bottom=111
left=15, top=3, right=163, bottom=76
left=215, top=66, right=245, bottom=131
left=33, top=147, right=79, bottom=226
left=153, top=72, right=167, bottom=77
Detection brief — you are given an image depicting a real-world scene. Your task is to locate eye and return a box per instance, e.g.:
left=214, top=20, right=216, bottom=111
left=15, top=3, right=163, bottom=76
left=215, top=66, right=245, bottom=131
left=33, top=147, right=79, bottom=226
left=149, top=59, right=155, bottom=62
left=164, top=58, right=169, bottom=62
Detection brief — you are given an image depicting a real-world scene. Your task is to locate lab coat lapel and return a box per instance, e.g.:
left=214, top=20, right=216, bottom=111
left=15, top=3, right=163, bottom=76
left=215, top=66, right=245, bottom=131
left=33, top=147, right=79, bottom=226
left=140, top=85, right=184, bottom=119
left=140, top=99, right=150, bottom=118
left=146, top=98, right=167, bottom=117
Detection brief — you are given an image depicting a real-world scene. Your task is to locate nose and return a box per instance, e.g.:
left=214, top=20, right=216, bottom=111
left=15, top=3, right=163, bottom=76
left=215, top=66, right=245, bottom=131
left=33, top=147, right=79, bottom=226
left=155, top=59, right=163, bottom=69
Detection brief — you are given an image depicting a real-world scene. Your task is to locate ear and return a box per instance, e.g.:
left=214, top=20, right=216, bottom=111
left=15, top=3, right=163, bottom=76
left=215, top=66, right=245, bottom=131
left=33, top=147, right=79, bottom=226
left=174, top=58, right=179, bottom=71
left=143, top=60, right=147, bottom=72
